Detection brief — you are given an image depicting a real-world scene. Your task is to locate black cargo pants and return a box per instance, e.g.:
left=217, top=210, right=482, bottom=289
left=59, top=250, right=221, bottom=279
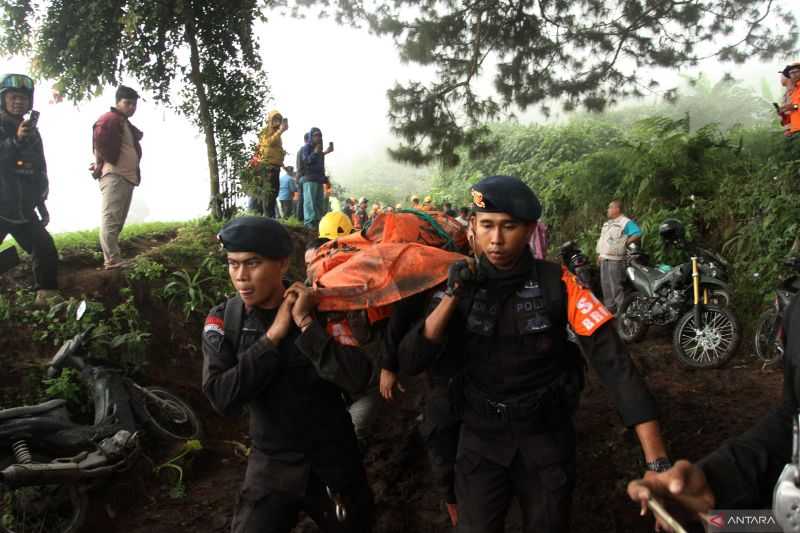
left=455, top=426, right=576, bottom=533
left=0, top=218, right=58, bottom=290
left=231, top=449, right=374, bottom=533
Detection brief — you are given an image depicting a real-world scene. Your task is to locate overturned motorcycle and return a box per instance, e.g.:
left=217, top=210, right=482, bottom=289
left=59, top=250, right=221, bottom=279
left=0, top=301, right=202, bottom=533
left=617, top=244, right=740, bottom=368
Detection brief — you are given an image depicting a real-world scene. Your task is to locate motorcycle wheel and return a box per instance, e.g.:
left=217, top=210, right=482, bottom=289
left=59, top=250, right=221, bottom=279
left=616, top=294, right=650, bottom=343
left=138, top=387, right=202, bottom=441
left=0, top=455, right=87, bottom=533
left=673, top=305, right=740, bottom=369
left=754, top=308, right=784, bottom=364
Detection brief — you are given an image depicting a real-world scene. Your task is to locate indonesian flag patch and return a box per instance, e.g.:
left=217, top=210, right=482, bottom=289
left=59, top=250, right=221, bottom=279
left=204, top=315, right=224, bottom=337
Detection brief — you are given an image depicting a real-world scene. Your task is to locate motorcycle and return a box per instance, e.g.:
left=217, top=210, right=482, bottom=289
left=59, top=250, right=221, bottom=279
left=753, top=258, right=800, bottom=365
left=616, top=244, right=740, bottom=368
left=0, top=301, right=202, bottom=533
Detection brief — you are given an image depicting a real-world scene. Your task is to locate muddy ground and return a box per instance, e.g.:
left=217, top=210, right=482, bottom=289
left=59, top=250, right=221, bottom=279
left=0, top=237, right=784, bottom=533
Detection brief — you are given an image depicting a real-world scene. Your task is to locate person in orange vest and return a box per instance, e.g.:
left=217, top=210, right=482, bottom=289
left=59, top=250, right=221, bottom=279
left=410, top=195, right=421, bottom=210
left=780, top=63, right=800, bottom=137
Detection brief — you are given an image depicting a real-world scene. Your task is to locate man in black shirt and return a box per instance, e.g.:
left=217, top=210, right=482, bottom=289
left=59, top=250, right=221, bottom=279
left=202, top=216, right=373, bottom=533
left=399, top=175, right=669, bottom=533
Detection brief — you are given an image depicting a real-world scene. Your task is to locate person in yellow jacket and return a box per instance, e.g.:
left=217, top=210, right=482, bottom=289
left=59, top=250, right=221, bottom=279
left=255, top=110, right=287, bottom=218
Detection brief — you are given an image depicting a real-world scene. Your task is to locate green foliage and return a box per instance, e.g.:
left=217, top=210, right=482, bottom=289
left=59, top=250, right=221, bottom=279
left=0, top=221, right=185, bottom=255
left=126, top=257, right=167, bottom=282
left=10, top=293, right=151, bottom=370
left=161, top=256, right=230, bottom=319
left=43, top=368, right=88, bottom=414
left=305, top=0, right=797, bottom=165
left=0, top=293, right=9, bottom=321
left=0, top=0, right=269, bottom=218
left=431, top=80, right=800, bottom=327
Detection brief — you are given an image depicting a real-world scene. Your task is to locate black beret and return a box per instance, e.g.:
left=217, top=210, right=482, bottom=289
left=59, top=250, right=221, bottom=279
left=217, top=217, right=292, bottom=258
left=470, top=175, right=541, bottom=222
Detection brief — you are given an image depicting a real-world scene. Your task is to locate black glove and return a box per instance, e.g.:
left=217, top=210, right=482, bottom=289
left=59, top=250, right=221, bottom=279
left=446, top=260, right=478, bottom=297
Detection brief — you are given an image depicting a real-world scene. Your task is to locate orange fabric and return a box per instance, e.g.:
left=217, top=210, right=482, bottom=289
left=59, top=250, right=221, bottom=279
left=307, top=211, right=468, bottom=312
left=561, top=267, right=613, bottom=336
left=790, top=81, right=800, bottom=134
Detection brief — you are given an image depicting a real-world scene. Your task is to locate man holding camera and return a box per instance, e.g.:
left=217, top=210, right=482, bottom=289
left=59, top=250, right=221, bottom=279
left=301, top=127, right=334, bottom=229
left=0, top=73, right=59, bottom=306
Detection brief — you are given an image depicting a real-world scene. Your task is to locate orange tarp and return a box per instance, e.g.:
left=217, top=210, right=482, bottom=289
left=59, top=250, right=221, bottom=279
left=308, top=211, right=467, bottom=312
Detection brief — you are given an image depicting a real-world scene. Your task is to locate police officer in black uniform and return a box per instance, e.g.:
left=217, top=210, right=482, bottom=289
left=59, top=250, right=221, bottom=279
left=202, top=217, right=373, bottom=533
left=628, top=294, right=800, bottom=530
left=399, top=176, right=670, bottom=533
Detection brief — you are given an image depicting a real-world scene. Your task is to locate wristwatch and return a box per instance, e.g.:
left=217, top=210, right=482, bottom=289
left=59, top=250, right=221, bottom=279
left=646, top=457, right=673, bottom=473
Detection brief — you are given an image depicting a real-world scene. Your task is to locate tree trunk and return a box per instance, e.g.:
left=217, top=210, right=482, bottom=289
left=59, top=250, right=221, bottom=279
left=183, top=4, right=222, bottom=219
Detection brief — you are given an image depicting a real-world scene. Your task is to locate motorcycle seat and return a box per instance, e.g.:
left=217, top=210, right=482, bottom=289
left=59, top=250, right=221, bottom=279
left=0, top=399, right=67, bottom=422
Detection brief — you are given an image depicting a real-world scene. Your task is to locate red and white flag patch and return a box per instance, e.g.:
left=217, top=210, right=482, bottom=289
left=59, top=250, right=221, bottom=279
left=204, top=315, right=224, bottom=336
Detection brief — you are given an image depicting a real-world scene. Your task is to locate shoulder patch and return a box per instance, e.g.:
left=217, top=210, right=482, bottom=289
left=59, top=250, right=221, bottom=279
left=561, top=268, right=613, bottom=336
left=204, top=315, right=224, bottom=337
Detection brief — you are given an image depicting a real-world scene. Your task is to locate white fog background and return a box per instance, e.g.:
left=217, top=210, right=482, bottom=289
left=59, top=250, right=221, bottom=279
left=2, top=4, right=798, bottom=234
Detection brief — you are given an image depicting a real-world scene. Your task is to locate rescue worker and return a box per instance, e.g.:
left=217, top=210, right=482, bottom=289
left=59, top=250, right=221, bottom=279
left=202, top=217, right=373, bottom=533
left=0, top=73, right=59, bottom=306
left=780, top=62, right=800, bottom=138
left=307, top=211, right=385, bottom=450
left=627, top=294, right=800, bottom=532
left=398, top=176, right=669, bottom=533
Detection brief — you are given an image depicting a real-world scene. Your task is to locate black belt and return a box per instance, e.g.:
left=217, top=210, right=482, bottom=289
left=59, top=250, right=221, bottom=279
left=462, top=376, right=579, bottom=424
left=464, top=386, right=554, bottom=424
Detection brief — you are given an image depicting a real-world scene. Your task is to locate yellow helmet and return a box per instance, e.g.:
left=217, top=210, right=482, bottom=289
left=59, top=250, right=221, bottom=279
left=423, top=195, right=432, bottom=203
left=318, top=211, right=354, bottom=240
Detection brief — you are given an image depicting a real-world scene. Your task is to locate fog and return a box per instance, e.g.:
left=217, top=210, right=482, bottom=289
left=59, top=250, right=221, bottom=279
left=4, top=4, right=797, bottom=233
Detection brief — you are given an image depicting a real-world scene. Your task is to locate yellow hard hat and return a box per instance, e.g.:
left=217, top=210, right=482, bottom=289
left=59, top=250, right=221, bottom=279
left=318, top=211, right=354, bottom=240
left=423, top=195, right=432, bottom=203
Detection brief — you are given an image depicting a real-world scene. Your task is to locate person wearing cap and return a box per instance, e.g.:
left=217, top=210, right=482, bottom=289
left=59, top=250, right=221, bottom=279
left=410, top=195, right=421, bottom=210
left=304, top=211, right=394, bottom=451
left=91, top=85, right=143, bottom=270
left=421, top=195, right=434, bottom=211
left=0, top=73, right=59, bottom=306
left=202, top=217, right=374, bottom=533
left=398, top=175, right=667, bottom=532
left=779, top=63, right=800, bottom=138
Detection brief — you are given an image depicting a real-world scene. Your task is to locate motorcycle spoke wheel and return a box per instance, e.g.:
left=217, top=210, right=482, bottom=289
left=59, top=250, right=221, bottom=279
left=674, top=306, right=740, bottom=369
left=140, top=387, right=202, bottom=441
left=754, top=309, right=783, bottom=364
left=617, top=295, right=649, bottom=343
left=0, top=469, right=86, bottom=533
